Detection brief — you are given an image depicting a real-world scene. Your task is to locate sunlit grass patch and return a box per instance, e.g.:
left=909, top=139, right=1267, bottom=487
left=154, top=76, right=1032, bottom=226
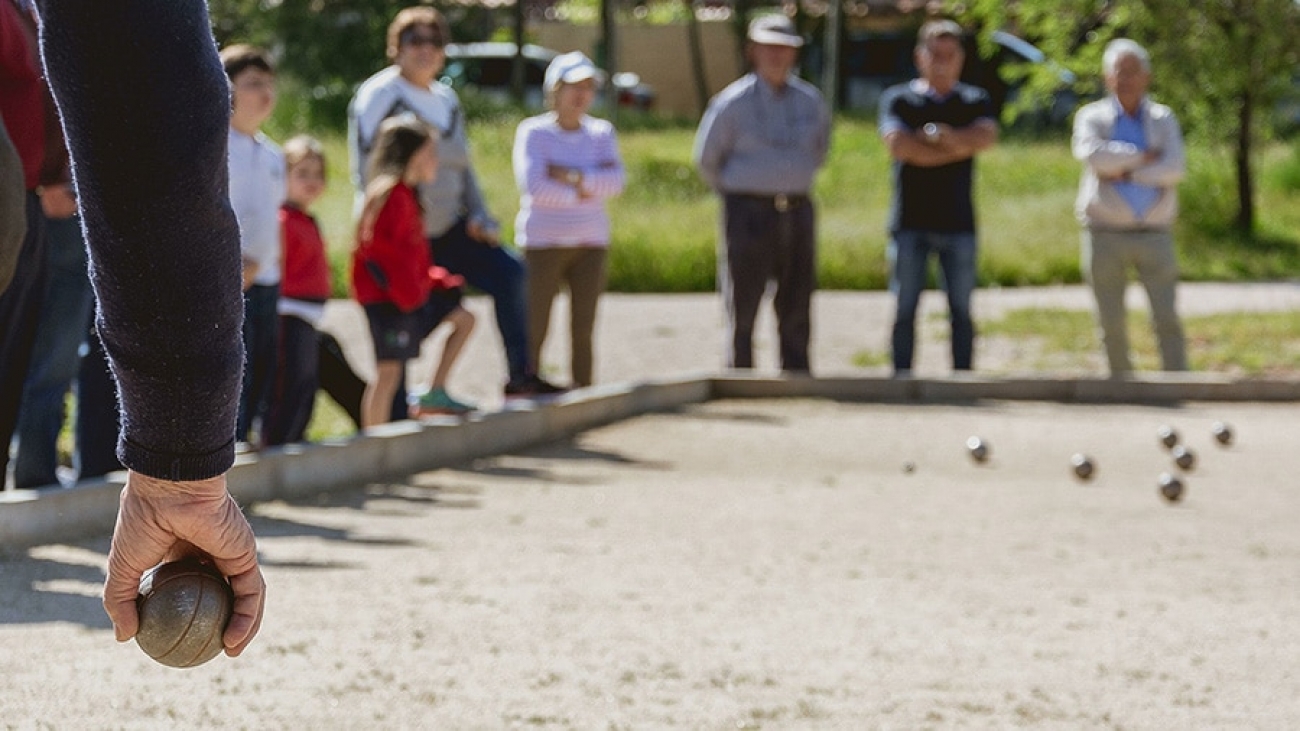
left=980, top=307, right=1300, bottom=376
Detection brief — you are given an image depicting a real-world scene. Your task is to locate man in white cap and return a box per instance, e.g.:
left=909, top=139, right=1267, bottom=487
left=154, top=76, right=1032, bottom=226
left=693, top=14, right=831, bottom=374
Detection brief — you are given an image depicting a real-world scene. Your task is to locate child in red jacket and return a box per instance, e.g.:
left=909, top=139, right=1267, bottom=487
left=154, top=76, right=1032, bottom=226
left=263, top=135, right=335, bottom=445
left=352, top=116, right=475, bottom=428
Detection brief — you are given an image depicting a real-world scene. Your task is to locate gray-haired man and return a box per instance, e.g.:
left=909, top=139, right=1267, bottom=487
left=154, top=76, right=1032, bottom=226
left=1072, top=38, right=1187, bottom=375
left=693, top=14, right=831, bottom=373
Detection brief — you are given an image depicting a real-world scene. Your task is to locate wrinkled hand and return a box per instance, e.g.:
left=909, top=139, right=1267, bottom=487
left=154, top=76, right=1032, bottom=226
left=103, top=471, right=266, bottom=658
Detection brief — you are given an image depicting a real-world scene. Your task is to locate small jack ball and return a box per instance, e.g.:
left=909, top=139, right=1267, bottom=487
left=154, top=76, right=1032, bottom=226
left=1157, top=425, right=1179, bottom=450
left=1212, top=421, right=1234, bottom=446
left=1158, top=472, right=1184, bottom=502
left=135, top=558, right=234, bottom=668
left=966, top=436, right=989, bottom=463
left=1172, top=445, right=1196, bottom=471
left=902, top=461, right=916, bottom=474
left=1070, top=453, right=1095, bottom=480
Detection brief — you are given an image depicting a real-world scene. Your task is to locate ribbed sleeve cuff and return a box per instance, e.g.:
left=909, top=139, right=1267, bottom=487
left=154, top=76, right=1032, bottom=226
left=119, top=437, right=236, bottom=482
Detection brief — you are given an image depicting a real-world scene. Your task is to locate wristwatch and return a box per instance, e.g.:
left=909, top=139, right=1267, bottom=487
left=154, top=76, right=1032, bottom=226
left=923, top=123, right=940, bottom=142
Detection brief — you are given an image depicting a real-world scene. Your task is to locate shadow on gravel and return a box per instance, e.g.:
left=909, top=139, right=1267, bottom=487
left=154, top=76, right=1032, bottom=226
left=0, top=538, right=112, bottom=630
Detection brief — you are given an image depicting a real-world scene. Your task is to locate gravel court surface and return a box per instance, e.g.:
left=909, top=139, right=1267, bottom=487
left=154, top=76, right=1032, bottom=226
left=3, top=398, right=1298, bottom=729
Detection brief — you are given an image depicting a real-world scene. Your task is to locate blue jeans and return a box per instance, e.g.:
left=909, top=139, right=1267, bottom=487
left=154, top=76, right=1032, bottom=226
left=14, top=216, right=96, bottom=489
left=429, top=218, right=529, bottom=383
left=889, top=229, right=978, bottom=372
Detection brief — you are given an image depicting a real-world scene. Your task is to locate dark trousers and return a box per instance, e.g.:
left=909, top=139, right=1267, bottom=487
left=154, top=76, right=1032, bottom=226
left=76, top=321, right=123, bottom=480
left=1, top=193, right=48, bottom=487
left=263, top=314, right=318, bottom=446
left=430, top=218, right=530, bottom=383
left=719, top=194, right=816, bottom=372
left=236, top=283, right=279, bottom=443
left=316, top=330, right=365, bottom=430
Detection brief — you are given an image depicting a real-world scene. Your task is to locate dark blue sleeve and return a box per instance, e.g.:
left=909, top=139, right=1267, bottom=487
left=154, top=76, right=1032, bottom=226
left=37, top=0, right=243, bottom=480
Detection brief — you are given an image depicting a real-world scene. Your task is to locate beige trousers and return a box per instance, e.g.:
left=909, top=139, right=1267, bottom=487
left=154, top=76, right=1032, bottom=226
left=525, top=246, right=608, bottom=387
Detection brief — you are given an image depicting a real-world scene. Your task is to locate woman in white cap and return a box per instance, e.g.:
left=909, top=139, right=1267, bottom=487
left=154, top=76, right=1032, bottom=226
left=511, top=51, right=626, bottom=389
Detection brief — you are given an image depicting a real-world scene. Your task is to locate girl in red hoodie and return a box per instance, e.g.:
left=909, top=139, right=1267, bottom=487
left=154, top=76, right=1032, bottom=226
left=264, top=135, right=334, bottom=446
left=352, top=116, right=475, bottom=428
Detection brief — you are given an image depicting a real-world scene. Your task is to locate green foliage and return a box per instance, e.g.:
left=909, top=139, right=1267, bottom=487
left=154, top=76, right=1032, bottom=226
left=551, top=0, right=694, bottom=24
left=1270, top=143, right=1300, bottom=194
left=208, top=0, right=523, bottom=132
left=952, top=0, right=1300, bottom=233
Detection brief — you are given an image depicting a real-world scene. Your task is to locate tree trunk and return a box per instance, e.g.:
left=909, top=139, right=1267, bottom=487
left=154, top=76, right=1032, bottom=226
left=731, top=0, right=753, bottom=73
left=600, top=0, right=617, bottom=119
left=684, top=0, right=710, bottom=114
left=510, top=0, right=526, bottom=105
left=1235, top=82, right=1255, bottom=234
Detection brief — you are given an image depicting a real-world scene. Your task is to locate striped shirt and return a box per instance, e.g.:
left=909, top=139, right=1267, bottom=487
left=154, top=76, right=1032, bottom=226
left=513, top=113, right=625, bottom=248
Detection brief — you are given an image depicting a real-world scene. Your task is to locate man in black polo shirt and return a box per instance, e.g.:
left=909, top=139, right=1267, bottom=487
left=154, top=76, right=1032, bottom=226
left=879, top=19, right=998, bottom=376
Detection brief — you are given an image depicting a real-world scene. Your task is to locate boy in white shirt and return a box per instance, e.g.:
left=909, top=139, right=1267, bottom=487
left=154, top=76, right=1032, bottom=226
left=220, top=44, right=285, bottom=445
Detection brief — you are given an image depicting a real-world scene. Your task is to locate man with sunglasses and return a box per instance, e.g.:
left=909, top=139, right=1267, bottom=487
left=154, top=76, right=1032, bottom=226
left=349, top=7, right=562, bottom=402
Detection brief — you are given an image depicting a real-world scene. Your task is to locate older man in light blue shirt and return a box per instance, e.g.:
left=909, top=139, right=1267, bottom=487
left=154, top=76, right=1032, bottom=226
left=1073, top=38, right=1187, bottom=375
left=694, top=14, right=831, bottom=373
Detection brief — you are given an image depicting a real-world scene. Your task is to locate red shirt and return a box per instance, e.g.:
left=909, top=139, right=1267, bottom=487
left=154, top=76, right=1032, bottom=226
left=279, top=204, right=332, bottom=301
left=351, top=183, right=462, bottom=312
left=0, top=1, right=44, bottom=190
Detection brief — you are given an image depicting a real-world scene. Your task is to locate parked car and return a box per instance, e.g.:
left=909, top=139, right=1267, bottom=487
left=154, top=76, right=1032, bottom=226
left=441, top=42, right=656, bottom=111
left=838, top=29, right=1078, bottom=126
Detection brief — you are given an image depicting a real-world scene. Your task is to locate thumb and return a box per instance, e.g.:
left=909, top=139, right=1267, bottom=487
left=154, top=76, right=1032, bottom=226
left=103, top=542, right=166, bottom=643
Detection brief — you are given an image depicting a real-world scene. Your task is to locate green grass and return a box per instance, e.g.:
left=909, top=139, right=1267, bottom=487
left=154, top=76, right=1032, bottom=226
left=979, top=307, right=1300, bottom=376
left=294, top=116, right=1300, bottom=296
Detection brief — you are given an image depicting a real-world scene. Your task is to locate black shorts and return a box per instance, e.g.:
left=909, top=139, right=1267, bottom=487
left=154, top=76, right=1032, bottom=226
left=363, top=289, right=462, bottom=362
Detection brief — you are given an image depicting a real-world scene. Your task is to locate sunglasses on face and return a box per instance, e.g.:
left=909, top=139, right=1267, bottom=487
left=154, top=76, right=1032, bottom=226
left=401, top=30, right=444, bottom=49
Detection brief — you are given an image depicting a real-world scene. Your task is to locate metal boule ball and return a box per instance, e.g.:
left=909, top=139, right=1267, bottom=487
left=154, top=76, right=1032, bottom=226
left=1157, top=425, right=1179, bottom=450
left=1211, top=421, right=1234, bottom=446
left=1158, top=472, right=1185, bottom=503
left=1071, top=453, right=1095, bottom=481
left=135, top=557, right=234, bottom=668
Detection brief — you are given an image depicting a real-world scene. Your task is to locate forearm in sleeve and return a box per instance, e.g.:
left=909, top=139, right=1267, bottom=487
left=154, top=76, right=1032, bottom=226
left=38, top=0, right=244, bottom=480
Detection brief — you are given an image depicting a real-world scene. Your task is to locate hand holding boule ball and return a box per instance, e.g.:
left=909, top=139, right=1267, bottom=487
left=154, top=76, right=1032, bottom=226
left=135, top=558, right=234, bottom=668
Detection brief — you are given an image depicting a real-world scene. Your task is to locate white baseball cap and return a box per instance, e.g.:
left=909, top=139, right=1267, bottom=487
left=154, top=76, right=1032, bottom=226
left=544, top=51, right=606, bottom=94
left=748, top=15, right=804, bottom=48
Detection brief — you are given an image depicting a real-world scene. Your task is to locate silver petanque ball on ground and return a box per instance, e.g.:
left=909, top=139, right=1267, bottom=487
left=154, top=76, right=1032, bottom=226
left=1158, top=472, right=1185, bottom=503
left=1212, top=421, right=1234, bottom=446
left=1070, top=453, right=1095, bottom=481
left=1172, top=445, right=1196, bottom=471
